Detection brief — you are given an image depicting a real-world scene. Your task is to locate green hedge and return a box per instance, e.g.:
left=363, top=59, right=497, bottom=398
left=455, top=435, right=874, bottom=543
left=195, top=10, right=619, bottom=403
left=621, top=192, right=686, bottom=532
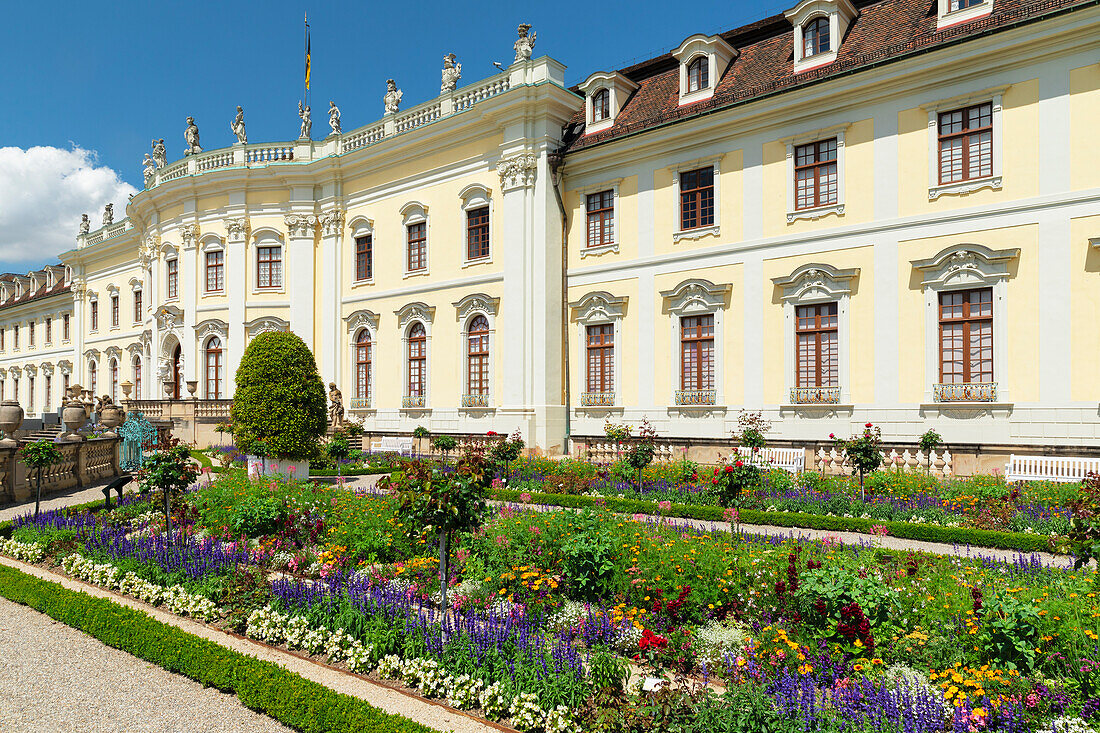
left=490, top=489, right=1056, bottom=554
left=0, top=564, right=436, bottom=733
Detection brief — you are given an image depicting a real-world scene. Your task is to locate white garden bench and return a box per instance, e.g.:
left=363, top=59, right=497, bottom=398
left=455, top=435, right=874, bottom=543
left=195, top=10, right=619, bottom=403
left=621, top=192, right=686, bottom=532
left=368, top=436, right=414, bottom=455
left=1005, top=454, right=1100, bottom=483
left=735, top=446, right=805, bottom=474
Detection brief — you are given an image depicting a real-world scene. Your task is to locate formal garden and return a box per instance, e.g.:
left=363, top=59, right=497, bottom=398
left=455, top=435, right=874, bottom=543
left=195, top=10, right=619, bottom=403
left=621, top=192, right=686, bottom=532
left=2, top=331, right=1099, bottom=733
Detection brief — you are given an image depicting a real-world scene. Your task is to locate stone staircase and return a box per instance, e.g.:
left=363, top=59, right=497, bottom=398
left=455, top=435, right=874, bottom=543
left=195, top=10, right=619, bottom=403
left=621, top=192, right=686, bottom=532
left=21, top=423, right=64, bottom=443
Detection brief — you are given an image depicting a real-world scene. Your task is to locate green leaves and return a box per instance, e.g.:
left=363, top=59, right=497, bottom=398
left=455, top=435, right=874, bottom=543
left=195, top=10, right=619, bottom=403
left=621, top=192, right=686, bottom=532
left=19, top=439, right=63, bottom=469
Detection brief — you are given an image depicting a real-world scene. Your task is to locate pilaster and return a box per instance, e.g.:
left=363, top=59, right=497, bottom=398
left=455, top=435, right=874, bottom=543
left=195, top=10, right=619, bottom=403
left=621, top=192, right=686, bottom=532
left=284, top=214, right=318, bottom=351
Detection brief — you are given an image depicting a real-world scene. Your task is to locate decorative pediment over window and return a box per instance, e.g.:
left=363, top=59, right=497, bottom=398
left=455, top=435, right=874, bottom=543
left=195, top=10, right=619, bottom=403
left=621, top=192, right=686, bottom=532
left=660, top=278, right=732, bottom=315
left=39, top=363, right=54, bottom=376
left=244, top=316, right=290, bottom=340
left=347, top=216, right=375, bottom=236
left=344, top=308, right=380, bottom=334
left=395, top=302, right=436, bottom=329
left=57, top=360, right=72, bottom=375
left=24, top=364, right=37, bottom=376
left=568, top=291, right=628, bottom=324
left=910, top=244, right=1019, bottom=289
left=578, top=71, right=639, bottom=134
left=452, top=293, right=500, bottom=321
left=399, top=201, right=428, bottom=226
left=784, top=0, right=857, bottom=74
left=153, top=304, right=184, bottom=330
left=772, top=263, right=860, bottom=302
left=672, top=34, right=737, bottom=106
left=125, top=343, right=144, bottom=358
left=194, top=319, right=229, bottom=343
left=82, top=349, right=100, bottom=362
left=104, top=346, right=122, bottom=360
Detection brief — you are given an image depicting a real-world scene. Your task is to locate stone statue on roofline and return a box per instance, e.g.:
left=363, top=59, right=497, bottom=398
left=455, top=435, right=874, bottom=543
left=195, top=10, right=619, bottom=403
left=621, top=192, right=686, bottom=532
left=79, top=214, right=90, bottom=235
left=142, top=154, right=156, bottom=187
left=383, top=79, right=402, bottom=115
left=328, top=382, right=344, bottom=429
left=441, top=53, right=461, bottom=93
left=328, top=101, right=341, bottom=135
left=513, top=23, right=536, bottom=63
left=230, top=105, right=247, bottom=144
left=151, top=139, right=167, bottom=168
left=183, top=117, right=202, bottom=156
left=298, top=101, right=312, bottom=140
left=102, top=203, right=114, bottom=227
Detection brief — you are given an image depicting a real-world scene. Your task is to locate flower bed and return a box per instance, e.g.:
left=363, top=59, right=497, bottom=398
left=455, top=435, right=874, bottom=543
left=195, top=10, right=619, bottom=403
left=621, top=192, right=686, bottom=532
left=3, top=468, right=1099, bottom=733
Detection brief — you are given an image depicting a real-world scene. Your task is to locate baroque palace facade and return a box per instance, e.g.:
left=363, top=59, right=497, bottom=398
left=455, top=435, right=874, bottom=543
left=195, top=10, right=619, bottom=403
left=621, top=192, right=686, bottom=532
left=1, top=0, right=1099, bottom=459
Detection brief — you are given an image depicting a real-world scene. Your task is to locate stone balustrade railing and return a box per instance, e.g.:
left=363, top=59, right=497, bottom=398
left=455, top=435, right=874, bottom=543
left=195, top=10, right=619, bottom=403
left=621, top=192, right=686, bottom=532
left=0, top=437, right=121, bottom=503
left=580, top=442, right=685, bottom=466
left=127, top=400, right=166, bottom=417
left=194, top=399, right=232, bottom=419
left=814, top=447, right=953, bottom=476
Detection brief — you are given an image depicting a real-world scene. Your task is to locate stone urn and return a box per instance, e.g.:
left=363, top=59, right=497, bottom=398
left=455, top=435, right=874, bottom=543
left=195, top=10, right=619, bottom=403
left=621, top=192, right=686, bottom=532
left=0, top=399, right=24, bottom=448
left=163, top=381, right=175, bottom=398
left=60, top=399, right=87, bottom=442
left=120, top=380, right=133, bottom=400
left=186, top=380, right=198, bottom=399
left=99, top=403, right=126, bottom=438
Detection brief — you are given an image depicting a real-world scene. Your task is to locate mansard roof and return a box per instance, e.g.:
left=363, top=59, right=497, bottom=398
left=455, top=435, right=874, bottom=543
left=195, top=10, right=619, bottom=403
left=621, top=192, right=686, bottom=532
left=563, top=0, right=1092, bottom=152
left=0, top=267, right=70, bottom=312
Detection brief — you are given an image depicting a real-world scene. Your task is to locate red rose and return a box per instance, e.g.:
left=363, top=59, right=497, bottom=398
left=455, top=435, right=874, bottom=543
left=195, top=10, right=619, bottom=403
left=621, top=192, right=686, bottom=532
left=865, top=422, right=872, bottom=428
left=829, top=433, right=836, bottom=439
left=735, top=460, right=743, bottom=468
left=724, top=465, right=734, bottom=473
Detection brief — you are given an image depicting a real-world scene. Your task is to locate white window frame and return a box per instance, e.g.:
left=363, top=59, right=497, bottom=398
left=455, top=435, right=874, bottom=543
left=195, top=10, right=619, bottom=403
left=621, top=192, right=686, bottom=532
left=659, top=279, right=731, bottom=409
left=400, top=202, right=429, bottom=278
left=923, top=87, right=1007, bottom=201
left=107, top=285, right=120, bottom=331
left=344, top=308, right=380, bottom=410
left=568, top=292, right=627, bottom=411
left=88, top=294, right=99, bottom=333
left=671, top=34, right=737, bottom=106
left=348, top=217, right=376, bottom=287
left=782, top=123, right=849, bottom=222
left=458, top=186, right=493, bottom=267
left=784, top=0, right=857, bottom=74
left=911, top=244, right=1018, bottom=405
left=772, top=264, right=859, bottom=406
left=251, top=229, right=286, bottom=294
left=129, top=278, right=144, bottom=325
left=395, top=302, right=435, bottom=410
left=201, top=238, right=226, bottom=295
left=671, top=156, right=723, bottom=243
left=163, top=245, right=180, bottom=302
left=937, top=0, right=993, bottom=30
left=579, top=72, right=640, bottom=135
left=578, top=179, right=622, bottom=258
left=202, top=334, right=225, bottom=400
left=452, top=294, right=500, bottom=411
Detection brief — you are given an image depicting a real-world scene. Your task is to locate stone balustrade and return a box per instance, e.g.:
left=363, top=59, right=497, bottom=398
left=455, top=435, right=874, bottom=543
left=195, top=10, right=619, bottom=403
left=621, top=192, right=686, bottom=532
left=0, top=437, right=121, bottom=503
left=814, top=446, right=953, bottom=476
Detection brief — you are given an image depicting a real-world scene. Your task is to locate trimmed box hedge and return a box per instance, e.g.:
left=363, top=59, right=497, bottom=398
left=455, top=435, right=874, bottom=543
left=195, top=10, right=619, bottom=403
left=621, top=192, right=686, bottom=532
left=490, top=489, right=1056, bottom=554
left=0, top=564, right=436, bottom=733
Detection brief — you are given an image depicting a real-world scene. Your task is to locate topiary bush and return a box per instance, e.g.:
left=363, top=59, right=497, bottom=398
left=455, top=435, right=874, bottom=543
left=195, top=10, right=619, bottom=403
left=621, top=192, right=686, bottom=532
left=231, top=332, right=327, bottom=462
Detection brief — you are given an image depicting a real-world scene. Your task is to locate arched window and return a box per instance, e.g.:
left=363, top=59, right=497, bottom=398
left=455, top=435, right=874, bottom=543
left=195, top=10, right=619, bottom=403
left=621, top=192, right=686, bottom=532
left=803, top=17, right=830, bottom=57
left=592, top=89, right=610, bottom=122
left=407, top=323, right=426, bottom=398
left=466, top=316, right=490, bottom=396
left=205, top=337, right=223, bottom=399
left=133, top=355, right=142, bottom=399
left=110, top=359, right=119, bottom=401
left=687, top=57, right=708, bottom=92
left=355, top=330, right=371, bottom=404
left=88, top=360, right=97, bottom=396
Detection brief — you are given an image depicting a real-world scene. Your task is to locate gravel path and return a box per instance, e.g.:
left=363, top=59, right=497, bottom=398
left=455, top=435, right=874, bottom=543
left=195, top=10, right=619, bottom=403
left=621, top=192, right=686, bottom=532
left=0, top=595, right=292, bottom=733
left=0, top=478, right=133, bottom=523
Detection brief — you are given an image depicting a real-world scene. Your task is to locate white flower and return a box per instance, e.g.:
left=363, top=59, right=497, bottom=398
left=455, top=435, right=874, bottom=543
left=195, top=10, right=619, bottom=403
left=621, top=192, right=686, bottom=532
left=0, top=538, right=44, bottom=563
left=545, top=705, right=581, bottom=733
left=479, top=682, right=510, bottom=720
left=377, top=654, right=403, bottom=679
left=509, top=692, right=544, bottom=732
left=446, top=674, right=484, bottom=710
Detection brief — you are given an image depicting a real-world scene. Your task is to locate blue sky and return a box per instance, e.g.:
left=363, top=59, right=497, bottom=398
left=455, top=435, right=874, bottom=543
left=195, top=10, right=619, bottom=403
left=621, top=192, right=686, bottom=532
left=0, top=0, right=791, bottom=271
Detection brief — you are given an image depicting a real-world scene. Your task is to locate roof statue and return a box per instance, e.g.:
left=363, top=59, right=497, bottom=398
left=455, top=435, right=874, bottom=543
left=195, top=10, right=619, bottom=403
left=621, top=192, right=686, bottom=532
left=230, top=105, right=247, bottom=144
left=513, top=23, right=536, bottom=63
left=142, top=153, right=156, bottom=187
left=383, top=79, right=402, bottom=115
left=328, top=101, right=341, bottom=135
left=183, top=117, right=202, bottom=156
left=102, top=203, right=114, bottom=227
left=298, top=101, right=312, bottom=140
left=151, top=139, right=167, bottom=168
left=79, top=214, right=90, bottom=235
left=441, top=53, right=462, bottom=93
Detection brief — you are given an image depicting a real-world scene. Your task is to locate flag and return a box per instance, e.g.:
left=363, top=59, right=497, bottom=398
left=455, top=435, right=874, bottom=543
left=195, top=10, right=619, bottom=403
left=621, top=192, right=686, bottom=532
left=304, top=20, right=311, bottom=91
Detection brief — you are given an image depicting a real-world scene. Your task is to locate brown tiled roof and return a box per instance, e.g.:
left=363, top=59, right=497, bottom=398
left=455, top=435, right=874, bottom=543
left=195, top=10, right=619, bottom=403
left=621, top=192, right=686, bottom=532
left=564, top=0, right=1095, bottom=152
left=0, top=277, right=71, bottom=311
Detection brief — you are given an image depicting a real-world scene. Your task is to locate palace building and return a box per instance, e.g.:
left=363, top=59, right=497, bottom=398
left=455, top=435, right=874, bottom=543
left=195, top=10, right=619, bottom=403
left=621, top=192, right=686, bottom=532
left=2, top=0, right=1099, bottom=468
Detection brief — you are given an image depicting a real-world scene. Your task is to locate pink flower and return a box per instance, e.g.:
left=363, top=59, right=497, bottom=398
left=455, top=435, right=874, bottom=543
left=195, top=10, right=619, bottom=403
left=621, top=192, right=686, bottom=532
left=658, top=500, right=672, bottom=512
left=870, top=525, right=889, bottom=537
left=723, top=507, right=740, bottom=524
left=520, top=492, right=532, bottom=504
left=829, top=433, right=836, bottom=439
left=632, top=513, right=646, bottom=523
left=491, top=478, right=504, bottom=489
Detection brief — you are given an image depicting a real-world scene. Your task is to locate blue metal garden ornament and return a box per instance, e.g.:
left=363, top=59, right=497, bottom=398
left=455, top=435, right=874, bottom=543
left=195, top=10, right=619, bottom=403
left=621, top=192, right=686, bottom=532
left=118, top=412, right=159, bottom=471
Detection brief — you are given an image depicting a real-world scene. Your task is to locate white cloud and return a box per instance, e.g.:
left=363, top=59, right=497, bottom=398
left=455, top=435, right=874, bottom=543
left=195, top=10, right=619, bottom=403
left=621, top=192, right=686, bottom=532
left=0, top=145, right=137, bottom=272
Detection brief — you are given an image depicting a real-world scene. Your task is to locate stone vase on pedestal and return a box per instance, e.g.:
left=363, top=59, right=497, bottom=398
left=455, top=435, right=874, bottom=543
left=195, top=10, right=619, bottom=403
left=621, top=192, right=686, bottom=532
left=0, top=400, right=24, bottom=448
left=99, top=404, right=125, bottom=438
left=186, top=380, right=198, bottom=399
left=60, top=400, right=87, bottom=442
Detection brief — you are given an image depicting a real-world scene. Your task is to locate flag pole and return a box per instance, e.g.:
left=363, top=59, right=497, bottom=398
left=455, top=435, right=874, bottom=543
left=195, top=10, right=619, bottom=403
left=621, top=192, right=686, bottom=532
left=304, top=12, right=309, bottom=108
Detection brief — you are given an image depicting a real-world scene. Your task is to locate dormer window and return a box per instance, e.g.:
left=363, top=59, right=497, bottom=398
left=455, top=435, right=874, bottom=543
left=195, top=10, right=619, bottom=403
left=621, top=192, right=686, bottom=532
left=579, top=72, right=638, bottom=134
left=785, top=0, right=857, bottom=74
left=937, top=0, right=992, bottom=29
left=803, top=17, right=830, bottom=57
left=672, top=34, right=737, bottom=106
left=592, top=89, right=610, bottom=122
left=687, top=57, right=708, bottom=93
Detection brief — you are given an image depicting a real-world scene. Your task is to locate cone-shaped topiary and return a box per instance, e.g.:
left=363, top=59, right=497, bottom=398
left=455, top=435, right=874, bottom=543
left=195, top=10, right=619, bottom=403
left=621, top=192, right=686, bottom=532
left=231, top=331, right=327, bottom=461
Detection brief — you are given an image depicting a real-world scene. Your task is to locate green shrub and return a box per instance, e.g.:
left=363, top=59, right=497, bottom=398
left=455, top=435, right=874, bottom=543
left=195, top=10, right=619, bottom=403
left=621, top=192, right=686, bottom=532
left=0, top=564, right=433, bottom=733
left=229, top=494, right=287, bottom=537
left=231, top=331, right=327, bottom=462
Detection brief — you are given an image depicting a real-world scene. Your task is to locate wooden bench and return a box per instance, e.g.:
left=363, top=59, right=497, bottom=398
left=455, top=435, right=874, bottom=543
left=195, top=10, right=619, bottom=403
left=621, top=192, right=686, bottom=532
left=1005, top=454, right=1100, bottom=483
left=735, top=446, right=805, bottom=474
left=368, top=436, right=414, bottom=455
left=100, top=474, right=133, bottom=509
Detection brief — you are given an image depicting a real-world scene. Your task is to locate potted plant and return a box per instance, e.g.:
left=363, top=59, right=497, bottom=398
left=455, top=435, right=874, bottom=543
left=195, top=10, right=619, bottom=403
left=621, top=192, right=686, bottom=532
left=20, top=440, right=63, bottom=520
left=230, top=332, right=327, bottom=478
